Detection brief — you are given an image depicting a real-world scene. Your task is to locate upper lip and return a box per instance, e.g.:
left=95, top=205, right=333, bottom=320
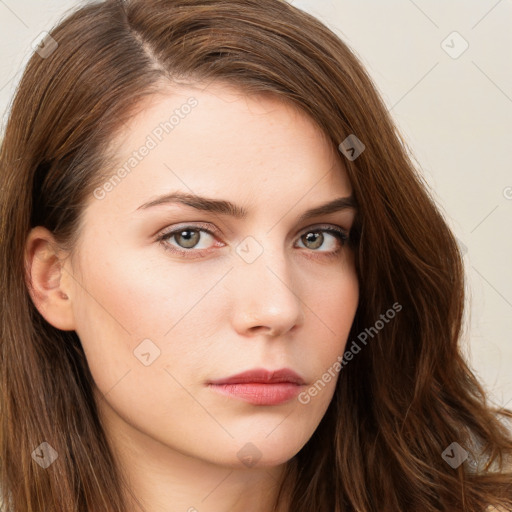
left=208, top=368, right=305, bottom=385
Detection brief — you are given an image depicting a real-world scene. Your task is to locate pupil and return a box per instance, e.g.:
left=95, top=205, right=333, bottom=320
left=305, top=232, right=322, bottom=249
left=178, top=229, right=199, bottom=248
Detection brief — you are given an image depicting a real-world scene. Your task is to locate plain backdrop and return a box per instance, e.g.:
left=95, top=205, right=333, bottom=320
left=1, top=0, right=511, bottom=408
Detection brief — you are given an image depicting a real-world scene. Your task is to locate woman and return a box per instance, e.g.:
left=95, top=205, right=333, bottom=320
left=1, top=0, right=511, bottom=510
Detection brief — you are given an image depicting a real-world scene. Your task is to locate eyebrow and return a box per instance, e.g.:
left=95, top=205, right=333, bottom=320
left=135, top=191, right=357, bottom=222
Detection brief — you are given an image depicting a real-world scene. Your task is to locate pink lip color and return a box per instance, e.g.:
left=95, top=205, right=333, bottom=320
left=207, top=368, right=305, bottom=406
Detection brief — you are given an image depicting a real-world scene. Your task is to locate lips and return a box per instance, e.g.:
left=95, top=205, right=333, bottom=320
left=207, top=368, right=305, bottom=406
left=208, top=368, right=305, bottom=386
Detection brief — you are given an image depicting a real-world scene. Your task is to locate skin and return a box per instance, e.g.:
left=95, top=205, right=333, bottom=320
left=25, top=82, right=359, bottom=512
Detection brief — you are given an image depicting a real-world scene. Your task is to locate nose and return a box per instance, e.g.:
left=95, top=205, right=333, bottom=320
left=229, top=242, right=305, bottom=338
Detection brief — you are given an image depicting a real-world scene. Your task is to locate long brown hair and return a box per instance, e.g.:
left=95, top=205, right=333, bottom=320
left=1, top=0, right=511, bottom=510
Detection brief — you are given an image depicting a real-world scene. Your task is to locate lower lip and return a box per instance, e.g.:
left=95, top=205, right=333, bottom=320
left=208, top=383, right=302, bottom=405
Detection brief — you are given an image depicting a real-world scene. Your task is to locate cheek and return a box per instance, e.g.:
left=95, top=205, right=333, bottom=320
left=74, top=237, right=217, bottom=334
left=293, top=270, right=358, bottom=419
left=305, top=259, right=359, bottom=391
left=70, top=243, right=228, bottom=388
left=69, top=252, right=218, bottom=444
left=313, top=258, right=359, bottom=348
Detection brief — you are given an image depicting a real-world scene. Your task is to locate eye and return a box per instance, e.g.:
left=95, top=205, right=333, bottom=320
left=156, top=223, right=349, bottom=259
left=156, top=223, right=221, bottom=258
left=296, top=226, right=348, bottom=254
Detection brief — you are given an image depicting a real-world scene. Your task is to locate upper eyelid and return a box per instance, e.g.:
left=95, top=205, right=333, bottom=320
left=159, top=222, right=349, bottom=237
left=157, top=223, right=349, bottom=247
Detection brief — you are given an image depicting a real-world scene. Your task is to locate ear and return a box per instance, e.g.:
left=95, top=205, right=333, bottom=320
left=24, top=226, right=76, bottom=331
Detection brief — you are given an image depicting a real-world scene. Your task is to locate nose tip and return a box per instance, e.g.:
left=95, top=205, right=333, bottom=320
left=229, top=257, right=305, bottom=338
left=246, top=311, right=301, bottom=337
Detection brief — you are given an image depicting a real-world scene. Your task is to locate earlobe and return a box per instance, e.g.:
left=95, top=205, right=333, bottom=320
left=24, top=226, right=76, bottom=331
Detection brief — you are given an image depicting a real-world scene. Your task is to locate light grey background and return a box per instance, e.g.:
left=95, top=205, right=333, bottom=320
left=1, top=0, right=511, bottom=408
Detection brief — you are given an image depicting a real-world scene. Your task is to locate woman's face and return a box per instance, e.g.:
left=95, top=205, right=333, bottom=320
left=65, top=83, right=359, bottom=469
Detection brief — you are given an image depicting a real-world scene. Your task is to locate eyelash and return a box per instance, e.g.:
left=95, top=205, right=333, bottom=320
left=156, top=222, right=350, bottom=260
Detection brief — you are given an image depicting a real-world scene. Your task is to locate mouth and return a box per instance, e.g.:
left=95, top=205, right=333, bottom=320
left=207, top=368, right=306, bottom=406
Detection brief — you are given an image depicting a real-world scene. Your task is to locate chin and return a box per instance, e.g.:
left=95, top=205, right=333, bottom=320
left=220, top=433, right=309, bottom=469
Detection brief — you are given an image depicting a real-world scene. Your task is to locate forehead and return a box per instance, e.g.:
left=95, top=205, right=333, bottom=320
left=87, top=82, right=352, bottom=218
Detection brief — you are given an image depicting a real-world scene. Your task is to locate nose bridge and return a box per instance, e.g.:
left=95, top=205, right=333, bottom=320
left=229, top=233, right=304, bottom=334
